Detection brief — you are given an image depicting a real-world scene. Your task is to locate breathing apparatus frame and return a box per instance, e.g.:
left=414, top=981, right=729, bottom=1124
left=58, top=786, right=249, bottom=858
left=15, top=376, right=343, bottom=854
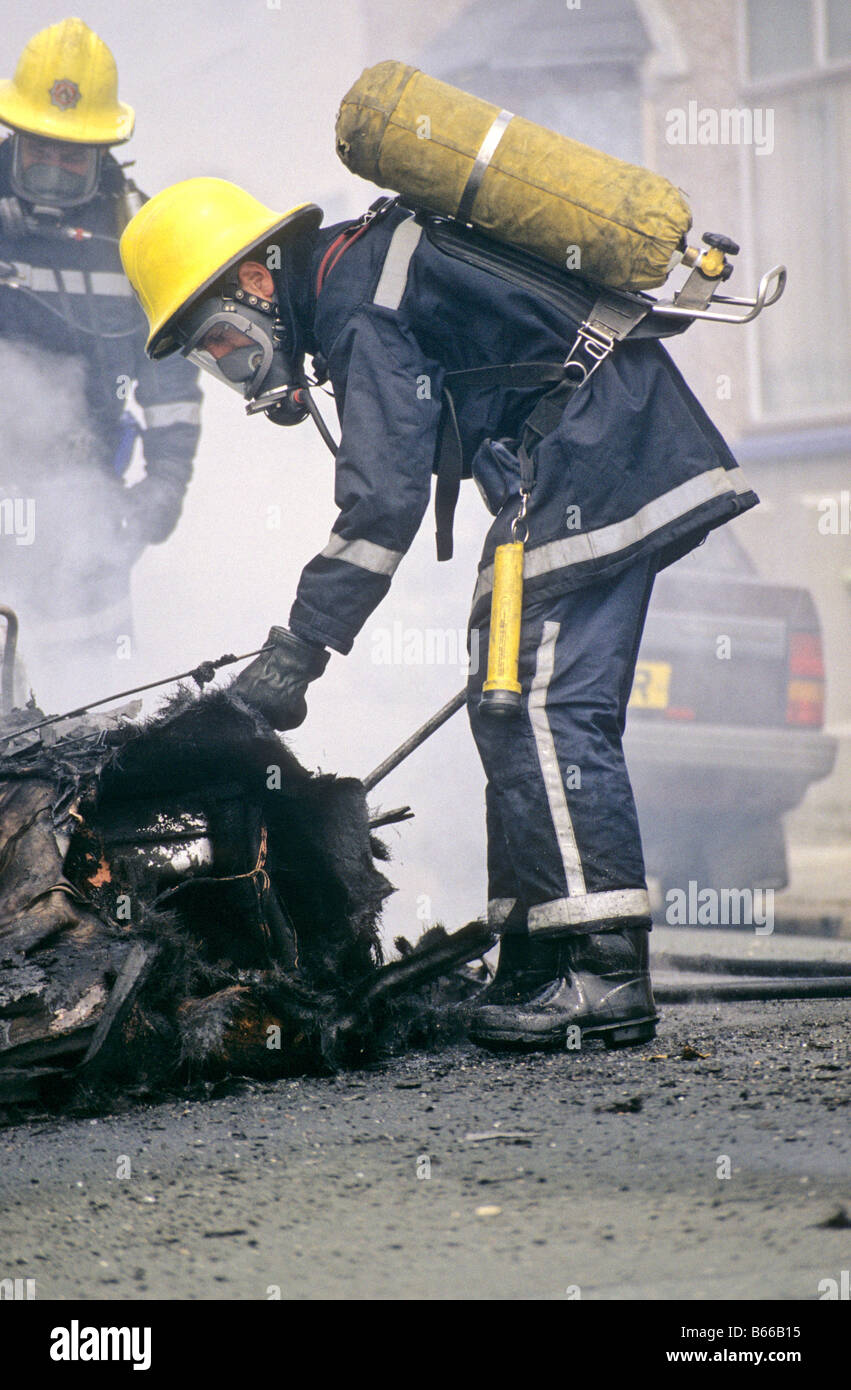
left=169, top=197, right=787, bottom=561
left=256, top=200, right=786, bottom=477
left=416, top=217, right=787, bottom=714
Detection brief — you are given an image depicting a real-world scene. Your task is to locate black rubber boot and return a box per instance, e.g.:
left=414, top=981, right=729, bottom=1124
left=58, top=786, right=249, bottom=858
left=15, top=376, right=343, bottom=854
left=468, top=925, right=658, bottom=1051
left=468, top=931, right=560, bottom=1007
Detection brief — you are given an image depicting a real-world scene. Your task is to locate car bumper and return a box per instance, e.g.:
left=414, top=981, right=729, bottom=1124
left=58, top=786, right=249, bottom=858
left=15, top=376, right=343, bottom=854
left=624, top=721, right=838, bottom=816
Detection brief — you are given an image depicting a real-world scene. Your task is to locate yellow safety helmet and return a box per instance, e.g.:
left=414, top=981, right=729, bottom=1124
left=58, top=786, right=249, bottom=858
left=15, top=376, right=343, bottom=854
left=0, top=18, right=134, bottom=145
left=120, top=177, right=323, bottom=358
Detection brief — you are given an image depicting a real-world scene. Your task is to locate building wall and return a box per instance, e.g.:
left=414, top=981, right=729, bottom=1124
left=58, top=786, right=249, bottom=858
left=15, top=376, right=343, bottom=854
left=641, top=0, right=850, bottom=766
left=357, top=0, right=850, bottom=744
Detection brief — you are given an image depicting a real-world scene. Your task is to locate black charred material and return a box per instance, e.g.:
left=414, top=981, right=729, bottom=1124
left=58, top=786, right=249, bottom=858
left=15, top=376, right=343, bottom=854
left=0, top=690, right=491, bottom=1112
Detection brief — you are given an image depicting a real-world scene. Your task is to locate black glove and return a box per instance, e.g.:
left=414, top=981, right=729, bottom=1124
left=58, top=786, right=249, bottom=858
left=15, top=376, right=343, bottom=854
left=120, top=473, right=188, bottom=549
left=231, top=626, right=330, bottom=730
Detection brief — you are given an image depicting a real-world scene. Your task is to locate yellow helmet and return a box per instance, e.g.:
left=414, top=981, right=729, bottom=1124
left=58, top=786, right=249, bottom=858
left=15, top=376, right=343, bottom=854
left=0, top=18, right=134, bottom=145
left=120, top=177, right=322, bottom=358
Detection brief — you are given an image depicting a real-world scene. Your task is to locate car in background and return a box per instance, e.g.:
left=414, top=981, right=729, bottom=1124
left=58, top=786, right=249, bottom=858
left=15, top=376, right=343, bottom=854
left=625, top=526, right=837, bottom=897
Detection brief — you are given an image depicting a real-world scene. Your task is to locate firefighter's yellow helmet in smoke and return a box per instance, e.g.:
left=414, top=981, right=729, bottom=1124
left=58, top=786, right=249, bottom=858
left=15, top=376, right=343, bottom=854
left=0, top=18, right=134, bottom=146
left=337, top=60, right=692, bottom=292
left=119, top=178, right=323, bottom=358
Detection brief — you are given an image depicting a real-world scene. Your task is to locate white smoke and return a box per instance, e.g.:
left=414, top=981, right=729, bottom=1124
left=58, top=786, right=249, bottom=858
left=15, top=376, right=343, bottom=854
left=0, top=340, right=136, bottom=711
left=0, top=339, right=94, bottom=462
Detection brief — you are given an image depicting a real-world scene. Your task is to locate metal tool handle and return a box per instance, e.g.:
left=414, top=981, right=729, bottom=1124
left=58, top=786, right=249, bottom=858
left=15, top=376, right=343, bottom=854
left=362, top=688, right=466, bottom=791
left=0, top=607, right=18, bottom=717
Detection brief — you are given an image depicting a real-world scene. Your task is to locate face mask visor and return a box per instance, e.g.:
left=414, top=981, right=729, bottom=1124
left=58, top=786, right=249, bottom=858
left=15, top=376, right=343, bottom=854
left=179, top=297, right=276, bottom=399
left=11, top=134, right=101, bottom=207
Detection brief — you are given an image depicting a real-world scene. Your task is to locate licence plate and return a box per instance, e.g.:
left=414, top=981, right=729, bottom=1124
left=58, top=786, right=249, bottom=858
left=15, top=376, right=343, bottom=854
left=629, top=660, right=672, bottom=710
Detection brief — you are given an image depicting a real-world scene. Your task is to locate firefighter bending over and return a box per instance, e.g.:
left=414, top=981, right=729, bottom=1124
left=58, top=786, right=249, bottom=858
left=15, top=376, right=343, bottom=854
left=119, top=178, right=758, bottom=1053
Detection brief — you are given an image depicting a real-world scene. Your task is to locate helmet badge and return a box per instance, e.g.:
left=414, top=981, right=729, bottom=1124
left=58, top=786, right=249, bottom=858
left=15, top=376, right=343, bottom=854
left=48, top=78, right=82, bottom=110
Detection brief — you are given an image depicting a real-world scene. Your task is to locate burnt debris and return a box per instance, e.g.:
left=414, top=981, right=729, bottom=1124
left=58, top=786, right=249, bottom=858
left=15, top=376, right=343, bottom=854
left=0, top=688, right=493, bottom=1113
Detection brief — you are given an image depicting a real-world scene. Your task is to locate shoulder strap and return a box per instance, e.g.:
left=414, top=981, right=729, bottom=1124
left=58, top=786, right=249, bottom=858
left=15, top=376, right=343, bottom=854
left=434, top=388, right=463, bottom=561
left=315, top=196, right=398, bottom=297
left=433, top=288, right=650, bottom=561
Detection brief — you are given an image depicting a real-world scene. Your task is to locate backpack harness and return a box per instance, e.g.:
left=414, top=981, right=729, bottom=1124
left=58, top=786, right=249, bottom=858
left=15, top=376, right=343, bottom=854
left=314, top=198, right=690, bottom=560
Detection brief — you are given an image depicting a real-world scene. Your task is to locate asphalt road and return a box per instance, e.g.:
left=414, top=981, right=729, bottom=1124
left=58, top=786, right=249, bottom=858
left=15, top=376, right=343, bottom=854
left=2, top=990, right=850, bottom=1301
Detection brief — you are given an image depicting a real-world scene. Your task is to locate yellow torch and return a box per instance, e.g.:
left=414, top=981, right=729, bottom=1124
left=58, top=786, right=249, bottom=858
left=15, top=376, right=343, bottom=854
left=480, top=491, right=528, bottom=717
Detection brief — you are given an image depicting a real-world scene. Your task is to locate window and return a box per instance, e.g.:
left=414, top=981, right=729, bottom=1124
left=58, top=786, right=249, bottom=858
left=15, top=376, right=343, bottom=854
left=747, top=0, right=814, bottom=78
left=417, top=0, right=649, bottom=164
left=826, top=0, right=851, bottom=61
left=743, top=0, right=851, bottom=419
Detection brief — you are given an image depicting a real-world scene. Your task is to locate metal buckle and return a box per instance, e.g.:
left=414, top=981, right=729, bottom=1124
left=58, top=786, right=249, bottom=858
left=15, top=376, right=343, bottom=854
left=510, top=488, right=530, bottom=543
left=563, top=320, right=616, bottom=386
left=580, top=324, right=615, bottom=360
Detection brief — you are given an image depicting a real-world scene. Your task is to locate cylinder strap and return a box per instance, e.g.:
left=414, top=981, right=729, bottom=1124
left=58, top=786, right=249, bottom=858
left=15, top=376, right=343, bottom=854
left=456, top=108, right=514, bottom=225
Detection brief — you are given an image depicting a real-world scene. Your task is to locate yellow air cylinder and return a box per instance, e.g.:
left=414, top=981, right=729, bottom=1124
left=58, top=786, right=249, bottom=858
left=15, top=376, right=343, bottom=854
left=481, top=541, right=525, bottom=717
left=336, top=61, right=692, bottom=292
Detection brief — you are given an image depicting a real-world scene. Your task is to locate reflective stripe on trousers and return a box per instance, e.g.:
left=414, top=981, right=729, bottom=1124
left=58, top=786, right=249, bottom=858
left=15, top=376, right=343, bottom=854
left=467, top=554, right=657, bottom=934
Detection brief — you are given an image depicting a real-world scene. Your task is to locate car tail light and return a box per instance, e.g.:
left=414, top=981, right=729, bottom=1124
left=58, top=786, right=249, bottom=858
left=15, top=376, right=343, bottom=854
left=789, top=632, right=825, bottom=678
left=786, top=631, right=825, bottom=726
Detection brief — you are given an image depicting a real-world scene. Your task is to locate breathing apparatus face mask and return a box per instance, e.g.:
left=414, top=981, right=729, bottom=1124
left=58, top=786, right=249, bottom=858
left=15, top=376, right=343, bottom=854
left=178, top=284, right=309, bottom=425
left=11, top=134, right=101, bottom=207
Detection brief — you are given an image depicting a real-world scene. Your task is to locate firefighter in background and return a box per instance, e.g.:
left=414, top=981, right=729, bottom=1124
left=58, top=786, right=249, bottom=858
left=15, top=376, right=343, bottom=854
left=0, top=19, right=201, bottom=707
left=120, top=178, right=759, bottom=1053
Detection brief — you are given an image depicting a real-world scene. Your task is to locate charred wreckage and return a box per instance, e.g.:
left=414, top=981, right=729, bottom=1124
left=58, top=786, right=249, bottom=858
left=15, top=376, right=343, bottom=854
left=0, top=678, right=494, bottom=1113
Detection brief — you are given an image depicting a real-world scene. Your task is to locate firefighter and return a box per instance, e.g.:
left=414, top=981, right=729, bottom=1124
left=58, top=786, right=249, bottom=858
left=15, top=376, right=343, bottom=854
left=119, top=177, right=759, bottom=1052
left=0, top=19, right=201, bottom=706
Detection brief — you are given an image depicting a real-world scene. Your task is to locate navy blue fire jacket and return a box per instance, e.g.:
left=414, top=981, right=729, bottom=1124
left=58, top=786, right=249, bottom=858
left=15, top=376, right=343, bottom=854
left=0, top=142, right=201, bottom=493
left=287, top=204, right=758, bottom=655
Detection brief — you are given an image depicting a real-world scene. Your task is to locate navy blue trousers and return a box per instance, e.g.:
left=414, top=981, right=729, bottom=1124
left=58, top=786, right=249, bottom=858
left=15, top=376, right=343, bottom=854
left=467, top=554, right=657, bottom=936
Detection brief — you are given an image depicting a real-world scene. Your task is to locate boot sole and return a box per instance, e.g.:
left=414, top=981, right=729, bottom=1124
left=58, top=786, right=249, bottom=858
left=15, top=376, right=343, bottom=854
left=591, top=1018, right=658, bottom=1050
left=471, top=1015, right=658, bottom=1052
